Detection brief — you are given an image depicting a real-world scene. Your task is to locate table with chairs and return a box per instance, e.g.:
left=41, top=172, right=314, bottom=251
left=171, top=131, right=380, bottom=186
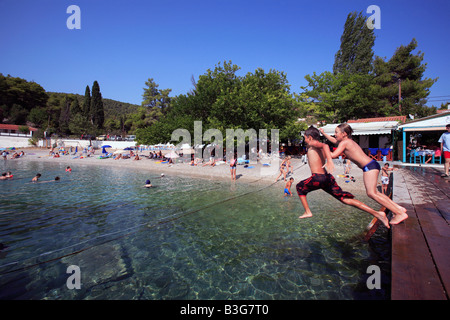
left=410, top=149, right=441, bottom=164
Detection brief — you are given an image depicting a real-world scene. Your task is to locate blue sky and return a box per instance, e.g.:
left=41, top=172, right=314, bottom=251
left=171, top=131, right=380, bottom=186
left=0, top=0, right=449, bottom=107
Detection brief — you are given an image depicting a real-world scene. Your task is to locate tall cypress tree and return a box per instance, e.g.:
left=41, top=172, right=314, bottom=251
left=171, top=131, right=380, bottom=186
left=333, top=11, right=375, bottom=75
left=82, top=85, right=91, bottom=122
left=90, top=81, right=104, bottom=129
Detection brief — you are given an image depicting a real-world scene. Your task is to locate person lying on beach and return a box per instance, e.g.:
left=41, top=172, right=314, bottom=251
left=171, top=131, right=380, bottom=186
left=284, top=177, right=294, bottom=197
left=297, top=126, right=390, bottom=229
left=320, top=124, right=407, bottom=225
left=202, top=158, right=216, bottom=166
left=32, top=173, right=41, bottom=182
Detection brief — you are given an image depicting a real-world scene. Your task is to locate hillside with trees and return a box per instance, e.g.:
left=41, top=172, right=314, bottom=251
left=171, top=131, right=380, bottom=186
left=0, top=74, right=140, bottom=138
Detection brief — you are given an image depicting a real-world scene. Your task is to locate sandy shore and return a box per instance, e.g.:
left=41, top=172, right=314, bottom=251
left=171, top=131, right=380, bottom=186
left=5, top=147, right=369, bottom=193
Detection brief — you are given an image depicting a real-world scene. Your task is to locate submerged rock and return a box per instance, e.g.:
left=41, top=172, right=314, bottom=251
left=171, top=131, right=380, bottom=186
left=62, top=242, right=131, bottom=290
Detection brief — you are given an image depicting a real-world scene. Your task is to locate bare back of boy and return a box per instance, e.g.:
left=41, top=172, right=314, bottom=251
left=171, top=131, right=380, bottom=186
left=333, top=139, right=371, bottom=169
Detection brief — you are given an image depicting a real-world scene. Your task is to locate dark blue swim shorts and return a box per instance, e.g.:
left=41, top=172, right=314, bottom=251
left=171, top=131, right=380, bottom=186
left=362, top=160, right=381, bottom=172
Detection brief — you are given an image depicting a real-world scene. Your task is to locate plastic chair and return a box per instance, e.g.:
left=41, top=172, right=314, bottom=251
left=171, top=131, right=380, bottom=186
left=409, top=150, right=421, bottom=163
left=380, top=148, right=390, bottom=162
left=368, top=148, right=379, bottom=160
left=433, top=150, right=442, bottom=164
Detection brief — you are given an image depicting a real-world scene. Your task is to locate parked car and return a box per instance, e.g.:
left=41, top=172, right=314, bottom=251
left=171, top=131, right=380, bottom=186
left=125, top=135, right=136, bottom=141
left=97, top=135, right=107, bottom=141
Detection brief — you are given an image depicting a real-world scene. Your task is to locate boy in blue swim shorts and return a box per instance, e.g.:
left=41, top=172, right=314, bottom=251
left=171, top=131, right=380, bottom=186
left=284, top=177, right=294, bottom=196
left=320, top=123, right=407, bottom=225
left=363, top=159, right=381, bottom=172
left=298, top=126, right=390, bottom=228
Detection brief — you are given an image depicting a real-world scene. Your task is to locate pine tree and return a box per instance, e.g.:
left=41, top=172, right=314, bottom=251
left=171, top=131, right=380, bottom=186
left=333, top=11, right=375, bottom=75
left=371, top=38, right=437, bottom=116
left=91, top=81, right=104, bottom=129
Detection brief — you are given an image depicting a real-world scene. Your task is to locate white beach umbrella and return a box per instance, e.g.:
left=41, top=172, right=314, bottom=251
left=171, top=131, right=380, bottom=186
left=165, top=151, right=180, bottom=158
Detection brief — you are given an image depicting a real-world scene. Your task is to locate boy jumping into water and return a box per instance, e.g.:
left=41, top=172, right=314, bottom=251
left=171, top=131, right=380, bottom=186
left=297, top=126, right=390, bottom=228
left=320, top=124, right=407, bottom=225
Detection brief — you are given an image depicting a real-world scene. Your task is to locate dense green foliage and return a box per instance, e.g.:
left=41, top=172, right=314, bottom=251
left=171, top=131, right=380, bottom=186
left=301, top=11, right=437, bottom=123
left=0, top=73, right=139, bottom=137
left=136, top=61, right=306, bottom=145
left=0, top=74, right=48, bottom=125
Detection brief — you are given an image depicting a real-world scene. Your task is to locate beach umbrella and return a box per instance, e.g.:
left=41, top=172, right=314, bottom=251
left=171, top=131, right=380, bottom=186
left=179, top=143, right=191, bottom=149
left=123, top=147, right=133, bottom=150
left=101, top=145, right=112, bottom=154
left=165, top=151, right=179, bottom=158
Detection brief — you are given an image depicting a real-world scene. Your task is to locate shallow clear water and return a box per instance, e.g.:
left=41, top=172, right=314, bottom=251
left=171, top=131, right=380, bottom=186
left=0, top=160, right=390, bottom=299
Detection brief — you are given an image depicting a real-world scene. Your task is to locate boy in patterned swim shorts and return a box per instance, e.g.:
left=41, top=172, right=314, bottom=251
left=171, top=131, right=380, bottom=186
left=297, top=126, right=390, bottom=229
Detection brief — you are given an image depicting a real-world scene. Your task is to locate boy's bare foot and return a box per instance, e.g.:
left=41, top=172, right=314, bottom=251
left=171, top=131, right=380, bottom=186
left=299, top=212, right=313, bottom=219
left=390, top=212, right=408, bottom=225
left=376, top=211, right=390, bottom=229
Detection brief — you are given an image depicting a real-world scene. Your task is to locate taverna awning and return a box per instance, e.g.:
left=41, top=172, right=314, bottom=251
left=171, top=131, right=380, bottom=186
left=398, top=112, right=450, bottom=132
left=319, top=121, right=399, bottom=136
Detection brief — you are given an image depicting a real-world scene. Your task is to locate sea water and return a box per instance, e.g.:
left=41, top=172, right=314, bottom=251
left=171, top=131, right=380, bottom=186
left=0, top=160, right=390, bottom=299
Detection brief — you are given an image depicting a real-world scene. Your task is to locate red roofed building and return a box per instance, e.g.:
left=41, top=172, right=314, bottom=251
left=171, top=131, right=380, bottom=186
left=0, top=124, right=38, bottom=137
left=348, top=116, right=407, bottom=123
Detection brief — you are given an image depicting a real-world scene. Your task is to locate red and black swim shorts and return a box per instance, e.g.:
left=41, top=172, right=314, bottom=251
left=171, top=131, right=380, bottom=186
left=296, top=173, right=354, bottom=202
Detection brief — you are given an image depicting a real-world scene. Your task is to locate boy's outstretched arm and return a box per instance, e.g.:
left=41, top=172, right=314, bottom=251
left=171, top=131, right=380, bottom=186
left=319, top=128, right=338, bottom=144
left=330, top=141, right=346, bottom=159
